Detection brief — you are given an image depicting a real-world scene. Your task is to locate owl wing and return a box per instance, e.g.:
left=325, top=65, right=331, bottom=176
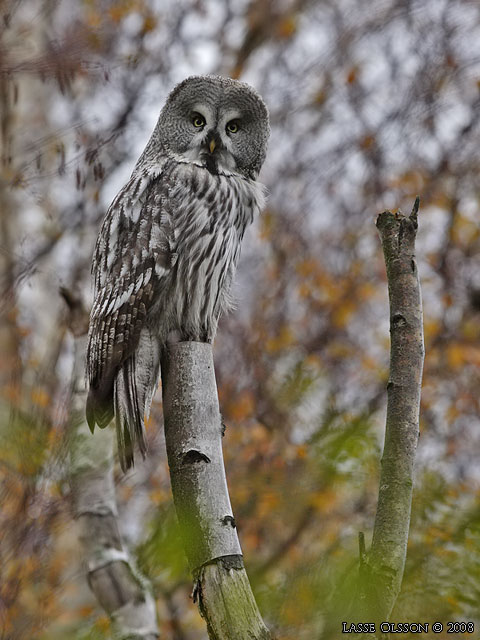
left=86, top=167, right=176, bottom=429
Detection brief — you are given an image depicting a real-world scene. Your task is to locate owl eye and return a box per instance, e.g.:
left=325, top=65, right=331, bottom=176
left=226, top=121, right=239, bottom=134
left=192, top=113, right=206, bottom=128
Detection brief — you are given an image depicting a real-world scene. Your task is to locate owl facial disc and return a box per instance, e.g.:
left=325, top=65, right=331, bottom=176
left=153, top=75, right=269, bottom=180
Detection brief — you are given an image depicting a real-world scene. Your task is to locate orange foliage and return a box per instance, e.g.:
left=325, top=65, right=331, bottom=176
left=276, top=15, right=297, bottom=39
left=31, top=387, right=50, bottom=408
left=265, top=326, right=295, bottom=353
left=359, top=134, right=375, bottom=150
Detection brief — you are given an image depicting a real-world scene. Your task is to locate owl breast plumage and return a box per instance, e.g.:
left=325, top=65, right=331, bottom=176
left=86, top=75, right=269, bottom=470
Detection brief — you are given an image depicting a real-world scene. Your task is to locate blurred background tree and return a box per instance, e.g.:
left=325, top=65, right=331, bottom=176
left=1, top=0, right=480, bottom=638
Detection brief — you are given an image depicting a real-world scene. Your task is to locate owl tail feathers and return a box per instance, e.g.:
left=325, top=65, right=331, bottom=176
left=86, top=387, right=114, bottom=433
left=114, top=358, right=148, bottom=472
left=87, top=330, right=160, bottom=472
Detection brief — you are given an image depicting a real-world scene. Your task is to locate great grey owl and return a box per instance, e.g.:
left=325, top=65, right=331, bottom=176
left=86, top=75, right=270, bottom=471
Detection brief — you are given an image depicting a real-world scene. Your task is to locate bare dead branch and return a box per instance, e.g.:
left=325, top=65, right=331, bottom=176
left=362, top=201, right=424, bottom=621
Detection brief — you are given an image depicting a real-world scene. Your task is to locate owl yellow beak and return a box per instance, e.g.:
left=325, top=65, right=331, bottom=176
left=209, top=139, right=216, bottom=153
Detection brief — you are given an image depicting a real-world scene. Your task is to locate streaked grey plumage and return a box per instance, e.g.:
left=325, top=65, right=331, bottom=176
left=86, top=75, right=269, bottom=470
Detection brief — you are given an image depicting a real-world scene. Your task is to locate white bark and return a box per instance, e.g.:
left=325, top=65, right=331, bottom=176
left=161, top=342, right=242, bottom=571
left=161, top=342, right=271, bottom=640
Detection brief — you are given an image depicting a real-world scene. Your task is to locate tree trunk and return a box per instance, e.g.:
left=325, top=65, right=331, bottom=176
left=65, top=290, right=159, bottom=639
left=0, top=68, right=22, bottom=415
left=161, top=341, right=271, bottom=640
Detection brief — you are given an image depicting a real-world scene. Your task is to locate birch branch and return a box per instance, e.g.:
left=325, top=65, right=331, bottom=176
left=362, top=200, right=424, bottom=621
left=64, top=289, right=159, bottom=640
left=161, top=342, right=271, bottom=640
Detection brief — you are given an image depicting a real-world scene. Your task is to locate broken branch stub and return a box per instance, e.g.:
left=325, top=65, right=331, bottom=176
left=364, top=204, right=424, bottom=621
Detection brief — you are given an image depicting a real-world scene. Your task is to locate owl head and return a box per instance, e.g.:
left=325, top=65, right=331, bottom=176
left=150, top=75, right=269, bottom=180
